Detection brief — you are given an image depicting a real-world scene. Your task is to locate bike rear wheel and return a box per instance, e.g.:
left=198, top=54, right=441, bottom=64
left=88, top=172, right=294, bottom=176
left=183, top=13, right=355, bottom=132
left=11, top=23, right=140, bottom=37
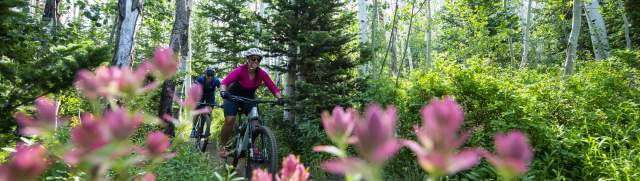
left=245, top=126, right=277, bottom=181
left=193, top=114, right=210, bottom=152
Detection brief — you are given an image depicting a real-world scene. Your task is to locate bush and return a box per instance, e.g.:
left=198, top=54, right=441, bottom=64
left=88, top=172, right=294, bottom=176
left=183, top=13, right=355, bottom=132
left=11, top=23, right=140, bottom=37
left=360, top=52, right=640, bottom=180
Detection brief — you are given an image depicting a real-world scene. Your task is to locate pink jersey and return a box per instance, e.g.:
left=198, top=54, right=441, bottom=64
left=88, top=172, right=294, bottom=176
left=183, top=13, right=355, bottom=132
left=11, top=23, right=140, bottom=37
left=222, top=64, right=281, bottom=96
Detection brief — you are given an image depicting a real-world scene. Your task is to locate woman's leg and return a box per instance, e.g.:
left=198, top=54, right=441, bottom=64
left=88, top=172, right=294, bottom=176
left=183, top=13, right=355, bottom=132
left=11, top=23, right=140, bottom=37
left=220, top=99, right=238, bottom=157
left=219, top=115, right=236, bottom=149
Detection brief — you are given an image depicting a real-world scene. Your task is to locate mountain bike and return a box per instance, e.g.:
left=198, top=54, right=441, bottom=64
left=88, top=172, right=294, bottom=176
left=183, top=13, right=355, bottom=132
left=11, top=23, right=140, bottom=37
left=192, top=102, right=221, bottom=152
left=223, top=95, right=281, bottom=181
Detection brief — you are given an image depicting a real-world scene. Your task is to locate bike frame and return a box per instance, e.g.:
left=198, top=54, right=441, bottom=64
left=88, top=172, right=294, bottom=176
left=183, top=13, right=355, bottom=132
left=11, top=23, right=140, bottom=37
left=193, top=102, right=221, bottom=152
left=232, top=100, right=266, bottom=158
left=225, top=95, right=278, bottom=161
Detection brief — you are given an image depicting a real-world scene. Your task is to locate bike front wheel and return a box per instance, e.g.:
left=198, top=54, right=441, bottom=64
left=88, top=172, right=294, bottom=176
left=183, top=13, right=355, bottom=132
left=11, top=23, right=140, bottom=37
left=245, top=126, right=277, bottom=181
left=193, top=114, right=210, bottom=152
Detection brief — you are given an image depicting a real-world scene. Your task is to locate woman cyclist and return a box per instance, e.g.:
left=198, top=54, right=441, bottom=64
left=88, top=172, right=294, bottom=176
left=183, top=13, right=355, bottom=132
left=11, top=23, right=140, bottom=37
left=218, top=48, right=283, bottom=158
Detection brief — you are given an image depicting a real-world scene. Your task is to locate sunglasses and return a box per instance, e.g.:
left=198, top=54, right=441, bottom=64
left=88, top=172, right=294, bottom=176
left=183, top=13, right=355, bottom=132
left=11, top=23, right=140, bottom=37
left=248, top=57, right=262, bottom=62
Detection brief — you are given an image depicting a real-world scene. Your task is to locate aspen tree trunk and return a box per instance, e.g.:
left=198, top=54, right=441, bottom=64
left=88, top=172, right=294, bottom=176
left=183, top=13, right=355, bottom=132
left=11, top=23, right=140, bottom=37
left=520, top=0, right=533, bottom=68
left=390, top=28, right=398, bottom=76
left=283, top=45, right=297, bottom=123
left=618, top=1, right=631, bottom=49
left=254, top=0, right=264, bottom=46
left=43, top=0, right=58, bottom=34
left=112, top=0, right=143, bottom=67
left=584, top=0, right=610, bottom=60
left=536, top=39, right=543, bottom=64
left=378, top=0, right=399, bottom=77
left=208, top=0, right=214, bottom=60
left=399, top=0, right=416, bottom=80
left=408, top=46, right=413, bottom=71
left=358, top=0, right=368, bottom=43
left=29, top=0, right=35, bottom=15
left=371, top=0, right=378, bottom=78
left=358, top=0, right=368, bottom=76
left=563, top=0, right=582, bottom=79
left=160, top=0, right=192, bottom=137
left=425, top=0, right=432, bottom=71
left=505, top=0, right=516, bottom=69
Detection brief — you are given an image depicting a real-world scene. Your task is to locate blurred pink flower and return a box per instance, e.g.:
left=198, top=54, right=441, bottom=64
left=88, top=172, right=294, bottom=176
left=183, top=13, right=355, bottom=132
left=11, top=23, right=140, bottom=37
left=75, top=65, right=157, bottom=99
left=277, top=155, right=309, bottom=181
left=252, top=169, right=273, bottom=181
left=65, top=113, right=111, bottom=165
left=419, top=96, right=468, bottom=152
left=321, top=106, right=357, bottom=144
left=312, top=145, right=344, bottom=157
left=176, top=84, right=210, bottom=117
left=352, top=104, right=401, bottom=165
left=183, top=84, right=202, bottom=110
left=74, top=69, right=101, bottom=99
left=320, top=157, right=367, bottom=176
left=104, top=108, right=142, bottom=140
left=402, top=96, right=481, bottom=176
left=143, top=131, right=174, bottom=159
left=14, top=97, right=61, bottom=136
left=93, top=66, right=122, bottom=97
left=71, top=113, right=110, bottom=151
left=0, top=144, right=48, bottom=181
left=482, top=131, right=533, bottom=178
left=136, top=173, right=157, bottom=181
left=117, top=64, right=151, bottom=95
left=150, top=47, right=177, bottom=79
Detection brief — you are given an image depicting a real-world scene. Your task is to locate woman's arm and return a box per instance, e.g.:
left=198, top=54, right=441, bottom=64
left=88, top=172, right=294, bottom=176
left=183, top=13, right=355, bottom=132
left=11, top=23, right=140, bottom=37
left=221, top=67, right=242, bottom=89
left=260, top=70, right=282, bottom=98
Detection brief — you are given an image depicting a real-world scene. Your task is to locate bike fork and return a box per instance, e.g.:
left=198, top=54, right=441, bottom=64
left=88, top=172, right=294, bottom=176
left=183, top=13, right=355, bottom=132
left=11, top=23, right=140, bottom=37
left=247, top=124, right=254, bottom=159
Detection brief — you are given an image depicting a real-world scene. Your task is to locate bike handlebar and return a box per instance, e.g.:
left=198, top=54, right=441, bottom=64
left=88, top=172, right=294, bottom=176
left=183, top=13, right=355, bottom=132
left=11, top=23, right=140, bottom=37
left=198, top=102, right=223, bottom=108
left=225, top=95, right=284, bottom=106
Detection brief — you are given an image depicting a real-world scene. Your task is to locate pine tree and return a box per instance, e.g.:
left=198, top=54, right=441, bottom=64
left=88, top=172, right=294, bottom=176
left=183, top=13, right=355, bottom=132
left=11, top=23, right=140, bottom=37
left=200, top=0, right=255, bottom=70
left=262, top=0, right=359, bottom=175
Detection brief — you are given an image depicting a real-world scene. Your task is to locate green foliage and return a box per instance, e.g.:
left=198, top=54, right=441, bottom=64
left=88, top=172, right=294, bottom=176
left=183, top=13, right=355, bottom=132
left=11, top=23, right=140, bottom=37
left=199, top=0, right=255, bottom=72
left=363, top=51, right=640, bottom=180
left=135, top=0, right=174, bottom=61
left=0, top=0, right=111, bottom=144
left=153, top=139, right=222, bottom=180
left=435, top=0, right=518, bottom=65
left=624, top=0, right=640, bottom=49
left=0, top=43, right=111, bottom=136
left=258, top=0, right=363, bottom=178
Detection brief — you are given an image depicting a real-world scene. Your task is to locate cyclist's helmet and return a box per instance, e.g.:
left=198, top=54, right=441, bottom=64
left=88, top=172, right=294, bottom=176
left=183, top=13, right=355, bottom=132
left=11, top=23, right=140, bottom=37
left=205, top=67, right=214, bottom=76
left=244, top=48, right=263, bottom=59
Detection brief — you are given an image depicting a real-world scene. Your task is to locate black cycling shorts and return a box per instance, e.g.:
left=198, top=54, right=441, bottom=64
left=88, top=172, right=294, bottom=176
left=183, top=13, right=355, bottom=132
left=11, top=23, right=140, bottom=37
left=223, top=98, right=256, bottom=117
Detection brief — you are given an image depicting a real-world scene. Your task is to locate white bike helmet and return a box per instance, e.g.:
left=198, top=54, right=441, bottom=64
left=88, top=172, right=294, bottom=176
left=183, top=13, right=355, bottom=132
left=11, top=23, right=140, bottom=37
left=244, top=48, right=263, bottom=58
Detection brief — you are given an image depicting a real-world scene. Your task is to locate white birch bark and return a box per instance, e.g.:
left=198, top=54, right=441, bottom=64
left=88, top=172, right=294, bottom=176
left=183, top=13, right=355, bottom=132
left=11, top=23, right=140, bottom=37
left=371, top=0, right=378, bottom=78
left=536, top=39, right=543, bottom=64
left=425, top=0, right=432, bottom=71
left=408, top=45, right=413, bottom=71
left=358, top=0, right=368, bottom=76
left=113, top=0, right=143, bottom=67
left=563, top=0, right=582, bottom=79
left=208, top=0, right=214, bottom=60
left=390, top=27, right=398, bottom=75
left=43, top=0, right=58, bottom=35
left=254, top=0, right=264, bottom=46
left=584, top=0, right=610, bottom=60
left=520, top=0, right=533, bottom=68
left=358, top=0, right=368, bottom=43
left=618, top=1, right=631, bottom=49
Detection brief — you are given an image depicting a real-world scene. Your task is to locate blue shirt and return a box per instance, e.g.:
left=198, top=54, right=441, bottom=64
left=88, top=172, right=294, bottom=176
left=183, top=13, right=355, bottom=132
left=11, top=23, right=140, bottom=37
left=196, top=75, right=221, bottom=100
